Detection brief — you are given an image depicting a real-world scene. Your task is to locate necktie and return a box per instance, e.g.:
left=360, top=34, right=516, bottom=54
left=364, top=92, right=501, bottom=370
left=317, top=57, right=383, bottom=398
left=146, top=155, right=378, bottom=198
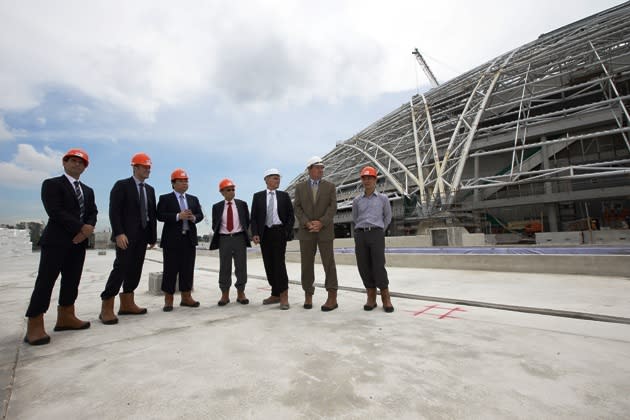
left=311, top=181, right=318, bottom=202
left=139, top=183, right=147, bottom=228
left=266, top=191, right=275, bottom=227
left=74, top=181, right=85, bottom=221
left=227, top=201, right=234, bottom=232
left=179, top=194, right=190, bottom=232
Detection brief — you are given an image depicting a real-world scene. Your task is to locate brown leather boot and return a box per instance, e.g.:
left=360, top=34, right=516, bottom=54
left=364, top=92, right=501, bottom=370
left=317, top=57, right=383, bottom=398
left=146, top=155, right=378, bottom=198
left=99, top=297, right=119, bottom=325
left=54, top=305, right=90, bottom=331
left=364, top=288, right=377, bottom=311
left=118, top=292, right=147, bottom=315
left=217, top=290, right=230, bottom=306
left=236, top=288, right=249, bottom=305
left=180, top=291, right=200, bottom=308
left=380, top=288, right=394, bottom=313
left=321, top=289, right=338, bottom=312
left=303, top=292, right=313, bottom=309
left=24, top=314, right=50, bottom=346
left=279, top=290, right=290, bottom=310
left=163, top=293, right=174, bottom=312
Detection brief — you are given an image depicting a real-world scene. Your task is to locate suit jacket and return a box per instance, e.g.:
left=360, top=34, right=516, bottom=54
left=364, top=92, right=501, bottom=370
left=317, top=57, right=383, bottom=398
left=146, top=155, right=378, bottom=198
left=294, top=179, right=337, bottom=241
left=209, top=198, right=251, bottom=250
left=250, top=189, right=294, bottom=241
left=109, top=177, right=157, bottom=244
left=39, top=175, right=98, bottom=247
left=157, top=191, right=204, bottom=248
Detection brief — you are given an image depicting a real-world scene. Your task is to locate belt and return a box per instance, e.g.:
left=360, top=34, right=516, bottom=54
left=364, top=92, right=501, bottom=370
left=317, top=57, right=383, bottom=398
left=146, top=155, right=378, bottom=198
left=355, top=226, right=383, bottom=232
left=220, top=231, right=244, bottom=237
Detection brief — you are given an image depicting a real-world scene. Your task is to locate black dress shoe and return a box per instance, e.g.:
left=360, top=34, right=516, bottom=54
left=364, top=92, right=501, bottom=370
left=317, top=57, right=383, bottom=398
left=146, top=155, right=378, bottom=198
left=321, top=303, right=338, bottom=312
left=236, top=298, right=249, bottom=305
left=163, top=305, right=173, bottom=312
left=180, top=301, right=200, bottom=308
left=218, top=299, right=230, bottom=306
left=23, top=335, right=51, bottom=346
left=363, top=303, right=377, bottom=311
left=303, top=303, right=313, bottom=309
left=384, top=306, right=395, bottom=313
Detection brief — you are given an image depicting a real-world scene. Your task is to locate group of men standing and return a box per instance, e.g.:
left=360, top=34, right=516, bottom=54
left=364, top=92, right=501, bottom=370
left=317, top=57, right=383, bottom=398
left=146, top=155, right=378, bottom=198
left=23, top=150, right=394, bottom=347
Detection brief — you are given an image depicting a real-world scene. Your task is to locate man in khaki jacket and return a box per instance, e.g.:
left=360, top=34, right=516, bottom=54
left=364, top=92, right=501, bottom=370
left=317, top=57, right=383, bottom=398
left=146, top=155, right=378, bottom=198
left=293, top=156, right=339, bottom=311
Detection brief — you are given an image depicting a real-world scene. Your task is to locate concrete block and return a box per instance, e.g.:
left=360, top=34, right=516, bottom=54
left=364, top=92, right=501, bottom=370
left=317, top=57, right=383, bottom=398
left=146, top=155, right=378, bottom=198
left=584, top=229, right=630, bottom=245
left=535, top=232, right=583, bottom=245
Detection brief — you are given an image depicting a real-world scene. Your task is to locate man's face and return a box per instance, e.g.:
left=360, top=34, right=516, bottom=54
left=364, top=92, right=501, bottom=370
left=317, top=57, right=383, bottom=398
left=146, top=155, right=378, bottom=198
left=133, top=164, right=151, bottom=181
left=220, top=187, right=235, bottom=201
left=172, top=179, right=188, bottom=194
left=308, top=165, right=324, bottom=181
left=265, top=175, right=281, bottom=190
left=63, top=156, right=86, bottom=179
left=361, top=175, right=377, bottom=191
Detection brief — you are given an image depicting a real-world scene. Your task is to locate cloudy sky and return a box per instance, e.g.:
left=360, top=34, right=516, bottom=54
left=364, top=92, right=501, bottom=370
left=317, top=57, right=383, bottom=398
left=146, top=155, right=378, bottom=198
left=0, top=0, right=624, bottom=234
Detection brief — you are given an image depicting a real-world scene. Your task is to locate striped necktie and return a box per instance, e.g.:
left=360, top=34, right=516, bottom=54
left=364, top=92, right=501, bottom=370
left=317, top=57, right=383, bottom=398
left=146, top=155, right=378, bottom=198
left=74, top=181, right=85, bottom=221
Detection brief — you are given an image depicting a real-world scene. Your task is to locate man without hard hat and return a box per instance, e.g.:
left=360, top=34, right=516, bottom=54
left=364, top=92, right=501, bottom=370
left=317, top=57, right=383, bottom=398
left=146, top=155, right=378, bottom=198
left=24, top=148, right=97, bottom=345
left=293, top=156, right=339, bottom=311
left=209, top=178, right=251, bottom=306
left=99, top=152, right=157, bottom=325
left=250, top=168, right=295, bottom=309
left=157, top=169, right=204, bottom=312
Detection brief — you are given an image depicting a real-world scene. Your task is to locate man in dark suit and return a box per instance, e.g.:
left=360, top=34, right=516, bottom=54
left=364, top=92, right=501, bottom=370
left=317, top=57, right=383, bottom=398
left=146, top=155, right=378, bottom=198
left=24, top=148, right=97, bottom=346
left=209, top=178, right=251, bottom=306
left=157, top=168, right=204, bottom=311
left=99, top=152, right=157, bottom=324
left=251, top=168, right=295, bottom=310
left=294, top=156, right=339, bottom=311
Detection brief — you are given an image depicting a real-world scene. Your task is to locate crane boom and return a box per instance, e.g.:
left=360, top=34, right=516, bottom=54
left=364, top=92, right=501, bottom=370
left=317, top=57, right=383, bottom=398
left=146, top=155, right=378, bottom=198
left=412, top=48, right=439, bottom=88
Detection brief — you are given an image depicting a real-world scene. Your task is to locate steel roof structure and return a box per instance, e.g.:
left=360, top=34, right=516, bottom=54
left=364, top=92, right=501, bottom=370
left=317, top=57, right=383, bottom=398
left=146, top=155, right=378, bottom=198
left=287, top=2, right=630, bottom=233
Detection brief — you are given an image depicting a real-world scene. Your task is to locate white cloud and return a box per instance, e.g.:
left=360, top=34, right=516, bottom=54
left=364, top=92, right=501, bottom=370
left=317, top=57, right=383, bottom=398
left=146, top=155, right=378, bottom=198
left=0, top=144, right=63, bottom=188
left=0, top=116, right=13, bottom=141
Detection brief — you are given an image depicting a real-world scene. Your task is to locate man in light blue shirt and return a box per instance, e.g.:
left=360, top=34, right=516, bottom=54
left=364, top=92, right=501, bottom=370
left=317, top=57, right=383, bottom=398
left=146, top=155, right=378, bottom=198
left=352, top=166, right=394, bottom=313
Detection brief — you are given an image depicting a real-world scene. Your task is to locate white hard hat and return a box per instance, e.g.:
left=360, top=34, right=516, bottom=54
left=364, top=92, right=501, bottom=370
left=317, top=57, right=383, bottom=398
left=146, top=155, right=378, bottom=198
left=263, top=168, right=281, bottom=178
left=306, top=156, right=324, bottom=168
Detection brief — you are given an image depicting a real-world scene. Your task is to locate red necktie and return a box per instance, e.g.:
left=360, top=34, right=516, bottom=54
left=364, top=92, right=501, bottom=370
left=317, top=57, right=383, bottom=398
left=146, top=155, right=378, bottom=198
left=227, top=201, right=234, bottom=232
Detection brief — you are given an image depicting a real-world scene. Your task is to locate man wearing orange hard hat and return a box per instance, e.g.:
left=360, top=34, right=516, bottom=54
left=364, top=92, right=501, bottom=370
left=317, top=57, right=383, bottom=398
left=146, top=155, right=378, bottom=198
left=99, top=152, right=157, bottom=325
left=24, top=148, right=97, bottom=345
left=209, top=178, right=251, bottom=306
left=352, top=166, right=394, bottom=313
left=157, top=169, right=204, bottom=311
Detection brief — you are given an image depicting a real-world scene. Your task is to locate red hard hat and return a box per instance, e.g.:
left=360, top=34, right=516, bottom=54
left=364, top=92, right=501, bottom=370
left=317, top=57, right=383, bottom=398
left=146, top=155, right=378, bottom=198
left=131, top=152, right=152, bottom=167
left=360, top=166, right=377, bottom=177
left=219, top=178, right=235, bottom=191
left=171, top=168, right=188, bottom=181
left=63, top=148, right=89, bottom=167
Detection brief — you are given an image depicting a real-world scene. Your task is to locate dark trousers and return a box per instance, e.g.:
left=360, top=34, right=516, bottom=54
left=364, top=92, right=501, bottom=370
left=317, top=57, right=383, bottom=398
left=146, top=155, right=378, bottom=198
left=260, top=226, right=289, bottom=296
left=218, top=233, right=247, bottom=292
left=101, top=229, right=149, bottom=299
left=162, top=245, right=195, bottom=294
left=299, top=238, right=337, bottom=295
left=354, top=229, right=389, bottom=289
left=26, top=243, right=86, bottom=317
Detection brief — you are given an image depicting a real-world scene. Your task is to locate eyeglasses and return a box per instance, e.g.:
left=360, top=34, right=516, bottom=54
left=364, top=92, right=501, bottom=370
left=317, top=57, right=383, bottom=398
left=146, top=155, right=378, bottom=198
left=223, top=188, right=235, bottom=192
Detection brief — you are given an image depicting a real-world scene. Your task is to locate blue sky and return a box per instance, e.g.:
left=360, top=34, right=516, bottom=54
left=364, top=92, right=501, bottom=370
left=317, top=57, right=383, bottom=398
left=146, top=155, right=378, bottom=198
left=0, top=0, right=623, bottom=234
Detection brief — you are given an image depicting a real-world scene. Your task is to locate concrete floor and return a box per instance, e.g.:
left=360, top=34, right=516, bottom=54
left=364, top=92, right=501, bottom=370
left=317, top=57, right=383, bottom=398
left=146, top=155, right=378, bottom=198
left=2, top=249, right=630, bottom=419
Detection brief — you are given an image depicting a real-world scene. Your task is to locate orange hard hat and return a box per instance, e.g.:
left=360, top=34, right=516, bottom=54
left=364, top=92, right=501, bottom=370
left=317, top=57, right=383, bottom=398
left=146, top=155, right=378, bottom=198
left=63, top=148, right=89, bottom=167
left=131, top=152, right=152, bottom=167
left=360, top=166, right=377, bottom=177
left=219, top=178, right=235, bottom=191
left=171, top=168, right=188, bottom=181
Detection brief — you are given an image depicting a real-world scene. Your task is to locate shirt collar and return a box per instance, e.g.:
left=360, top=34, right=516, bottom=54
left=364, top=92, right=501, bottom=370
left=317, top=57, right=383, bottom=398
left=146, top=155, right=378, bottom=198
left=64, top=173, right=79, bottom=184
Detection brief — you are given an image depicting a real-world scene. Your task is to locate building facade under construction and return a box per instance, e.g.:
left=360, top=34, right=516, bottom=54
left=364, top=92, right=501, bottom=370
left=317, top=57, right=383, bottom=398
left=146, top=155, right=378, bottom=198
left=286, top=2, right=630, bottom=239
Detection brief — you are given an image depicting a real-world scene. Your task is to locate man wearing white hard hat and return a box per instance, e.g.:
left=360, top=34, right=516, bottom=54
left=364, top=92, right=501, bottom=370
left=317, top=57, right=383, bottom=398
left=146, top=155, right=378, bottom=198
left=251, top=168, right=295, bottom=310
left=293, top=156, right=339, bottom=311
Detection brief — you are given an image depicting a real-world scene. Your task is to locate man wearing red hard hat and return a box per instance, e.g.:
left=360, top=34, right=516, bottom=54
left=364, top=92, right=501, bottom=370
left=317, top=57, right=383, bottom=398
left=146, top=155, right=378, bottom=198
left=24, top=148, right=97, bottom=345
left=209, top=178, right=251, bottom=306
left=99, top=152, right=157, bottom=325
left=157, top=169, right=204, bottom=311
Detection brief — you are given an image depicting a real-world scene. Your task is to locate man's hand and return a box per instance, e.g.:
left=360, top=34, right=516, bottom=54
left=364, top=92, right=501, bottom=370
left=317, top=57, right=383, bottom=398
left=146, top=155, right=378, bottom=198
left=72, top=232, right=86, bottom=244
left=252, top=235, right=260, bottom=245
left=80, top=224, right=95, bottom=237
left=308, top=220, right=322, bottom=232
left=115, top=234, right=129, bottom=250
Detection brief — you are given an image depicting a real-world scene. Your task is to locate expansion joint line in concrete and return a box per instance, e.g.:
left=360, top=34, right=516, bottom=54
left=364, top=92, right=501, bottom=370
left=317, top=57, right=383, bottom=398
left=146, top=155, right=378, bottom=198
left=3, top=322, right=25, bottom=419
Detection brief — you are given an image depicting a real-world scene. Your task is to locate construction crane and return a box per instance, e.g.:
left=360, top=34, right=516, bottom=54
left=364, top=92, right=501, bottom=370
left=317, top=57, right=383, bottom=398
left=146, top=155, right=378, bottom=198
left=412, top=48, right=439, bottom=88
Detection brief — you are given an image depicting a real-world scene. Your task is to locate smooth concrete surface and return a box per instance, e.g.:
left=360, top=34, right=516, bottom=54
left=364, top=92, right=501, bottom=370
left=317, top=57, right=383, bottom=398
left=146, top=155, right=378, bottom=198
left=2, top=249, right=630, bottom=419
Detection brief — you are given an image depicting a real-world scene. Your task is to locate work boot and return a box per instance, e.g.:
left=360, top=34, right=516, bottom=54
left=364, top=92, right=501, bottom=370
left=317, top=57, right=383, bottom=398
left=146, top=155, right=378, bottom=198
left=24, top=314, right=50, bottom=346
left=118, top=292, right=147, bottom=315
left=380, top=288, right=394, bottom=313
left=236, top=288, right=249, bottom=305
left=180, top=291, right=200, bottom=308
left=303, top=292, right=313, bottom=309
left=321, top=289, right=338, bottom=312
left=99, top=297, right=119, bottom=325
left=217, top=290, right=230, bottom=306
left=163, top=293, right=174, bottom=312
left=279, top=289, right=290, bottom=310
left=363, top=288, right=377, bottom=311
left=54, top=305, right=90, bottom=331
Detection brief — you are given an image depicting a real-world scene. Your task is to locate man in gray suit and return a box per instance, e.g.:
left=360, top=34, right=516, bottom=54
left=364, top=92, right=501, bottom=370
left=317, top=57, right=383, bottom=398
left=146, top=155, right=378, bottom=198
left=293, top=156, right=338, bottom=311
